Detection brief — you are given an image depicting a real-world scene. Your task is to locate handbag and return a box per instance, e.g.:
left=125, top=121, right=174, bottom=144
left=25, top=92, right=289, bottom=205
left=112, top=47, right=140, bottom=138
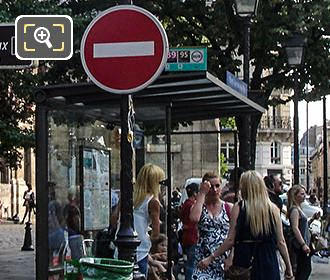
left=310, top=233, right=328, bottom=254
left=225, top=264, right=252, bottom=280
left=224, top=242, right=258, bottom=280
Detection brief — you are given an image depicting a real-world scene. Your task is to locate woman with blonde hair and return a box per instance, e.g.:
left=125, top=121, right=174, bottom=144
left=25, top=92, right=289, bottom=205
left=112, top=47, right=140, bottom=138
left=198, top=170, right=293, bottom=280
left=133, top=163, right=165, bottom=277
left=287, top=184, right=319, bottom=280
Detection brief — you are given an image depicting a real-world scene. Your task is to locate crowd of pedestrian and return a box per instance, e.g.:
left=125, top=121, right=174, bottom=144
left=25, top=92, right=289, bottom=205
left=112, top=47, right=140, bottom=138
left=119, top=162, right=326, bottom=280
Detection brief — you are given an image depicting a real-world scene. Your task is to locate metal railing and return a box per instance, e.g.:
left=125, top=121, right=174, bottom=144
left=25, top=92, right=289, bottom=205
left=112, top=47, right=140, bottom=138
left=259, top=116, right=292, bottom=130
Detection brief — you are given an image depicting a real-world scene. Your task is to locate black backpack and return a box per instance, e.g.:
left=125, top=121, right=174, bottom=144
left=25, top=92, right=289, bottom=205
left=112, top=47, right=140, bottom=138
left=94, top=226, right=116, bottom=258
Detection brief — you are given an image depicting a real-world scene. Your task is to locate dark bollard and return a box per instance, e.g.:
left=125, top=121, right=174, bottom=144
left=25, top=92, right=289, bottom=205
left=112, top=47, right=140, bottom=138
left=21, top=222, right=34, bottom=251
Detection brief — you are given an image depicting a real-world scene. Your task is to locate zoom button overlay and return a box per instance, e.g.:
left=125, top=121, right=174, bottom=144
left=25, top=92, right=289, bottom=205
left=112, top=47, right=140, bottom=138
left=15, top=15, right=73, bottom=60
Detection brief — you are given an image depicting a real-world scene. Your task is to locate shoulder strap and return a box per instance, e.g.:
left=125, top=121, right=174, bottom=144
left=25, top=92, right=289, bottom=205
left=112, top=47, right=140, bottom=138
left=224, top=202, right=231, bottom=219
left=289, top=206, right=300, bottom=218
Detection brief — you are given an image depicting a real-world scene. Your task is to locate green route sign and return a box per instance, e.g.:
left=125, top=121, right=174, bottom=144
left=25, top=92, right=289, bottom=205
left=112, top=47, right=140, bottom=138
left=165, top=47, right=207, bottom=71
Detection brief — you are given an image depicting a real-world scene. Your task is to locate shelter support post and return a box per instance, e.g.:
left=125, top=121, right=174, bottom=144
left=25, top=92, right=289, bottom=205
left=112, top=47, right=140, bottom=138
left=166, top=104, right=173, bottom=280
left=306, top=101, right=309, bottom=192
left=35, top=104, right=49, bottom=279
left=234, top=131, right=239, bottom=202
left=135, top=135, right=145, bottom=176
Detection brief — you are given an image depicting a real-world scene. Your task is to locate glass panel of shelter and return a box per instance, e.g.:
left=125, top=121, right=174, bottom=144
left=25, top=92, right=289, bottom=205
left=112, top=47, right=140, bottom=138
left=47, top=110, right=121, bottom=279
left=46, top=110, right=169, bottom=279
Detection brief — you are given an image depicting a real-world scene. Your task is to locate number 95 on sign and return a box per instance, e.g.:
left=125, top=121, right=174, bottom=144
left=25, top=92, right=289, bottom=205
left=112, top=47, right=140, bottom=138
left=165, top=47, right=207, bottom=71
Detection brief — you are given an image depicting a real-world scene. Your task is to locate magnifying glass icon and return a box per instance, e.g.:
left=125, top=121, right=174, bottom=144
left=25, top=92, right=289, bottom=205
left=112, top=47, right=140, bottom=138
left=34, top=27, right=53, bottom=49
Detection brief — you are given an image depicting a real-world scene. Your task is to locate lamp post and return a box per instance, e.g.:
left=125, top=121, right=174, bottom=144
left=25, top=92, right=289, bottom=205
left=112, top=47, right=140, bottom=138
left=323, top=95, right=328, bottom=215
left=284, top=33, right=305, bottom=185
left=233, top=0, right=259, bottom=170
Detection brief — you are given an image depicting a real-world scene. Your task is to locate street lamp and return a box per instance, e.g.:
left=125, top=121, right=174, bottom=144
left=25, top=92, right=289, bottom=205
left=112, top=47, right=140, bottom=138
left=234, top=0, right=259, bottom=18
left=233, top=0, right=259, bottom=170
left=284, top=33, right=305, bottom=185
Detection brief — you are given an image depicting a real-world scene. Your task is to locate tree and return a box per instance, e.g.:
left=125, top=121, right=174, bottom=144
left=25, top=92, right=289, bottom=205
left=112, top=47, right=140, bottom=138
left=0, top=0, right=104, bottom=168
left=135, top=0, right=330, bottom=169
left=1, top=0, right=329, bottom=170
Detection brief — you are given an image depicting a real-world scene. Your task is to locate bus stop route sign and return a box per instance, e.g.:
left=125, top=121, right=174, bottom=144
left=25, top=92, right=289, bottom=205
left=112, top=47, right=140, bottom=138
left=165, top=47, right=207, bottom=71
left=81, top=5, right=169, bottom=94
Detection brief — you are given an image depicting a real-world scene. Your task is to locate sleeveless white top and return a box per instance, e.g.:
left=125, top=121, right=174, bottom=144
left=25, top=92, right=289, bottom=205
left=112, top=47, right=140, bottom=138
left=134, top=195, right=153, bottom=262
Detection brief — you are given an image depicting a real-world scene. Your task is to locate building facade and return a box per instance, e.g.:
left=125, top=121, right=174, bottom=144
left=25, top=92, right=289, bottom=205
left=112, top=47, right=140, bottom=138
left=221, top=88, right=293, bottom=185
left=145, top=119, right=220, bottom=189
left=0, top=149, right=35, bottom=220
left=308, top=121, right=330, bottom=205
left=299, top=125, right=323, bottom=189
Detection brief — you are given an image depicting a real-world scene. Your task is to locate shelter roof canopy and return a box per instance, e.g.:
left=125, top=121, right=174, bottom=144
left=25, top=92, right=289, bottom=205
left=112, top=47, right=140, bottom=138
left=37, top=71, right=265, bottom=124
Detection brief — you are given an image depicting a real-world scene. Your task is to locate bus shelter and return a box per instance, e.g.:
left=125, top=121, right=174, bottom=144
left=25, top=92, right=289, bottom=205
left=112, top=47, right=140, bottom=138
left=34, top=71, right=265, bottom=279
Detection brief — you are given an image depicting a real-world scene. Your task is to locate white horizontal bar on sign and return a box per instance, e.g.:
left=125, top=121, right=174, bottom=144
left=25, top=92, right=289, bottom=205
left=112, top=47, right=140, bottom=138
left=93, top=41, right=155, bottom=58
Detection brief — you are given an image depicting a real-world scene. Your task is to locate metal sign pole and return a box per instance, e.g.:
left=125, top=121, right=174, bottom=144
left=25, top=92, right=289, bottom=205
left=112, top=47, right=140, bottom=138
left=116, top=94, right=140, bottom=263
left=323, top=96, right=328, bottom=215
left=113, top=4, right=145, bottom=280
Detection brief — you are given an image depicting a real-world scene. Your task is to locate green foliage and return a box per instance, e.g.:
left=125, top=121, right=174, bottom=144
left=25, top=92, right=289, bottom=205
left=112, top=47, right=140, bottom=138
left=0, top=0, right=329, bottom=169
left=220, top=117, right=236, bottom=129
left=219, top=152, right=228, bottom=177
left=0, top=0, right=98, bottom=168
left=137, top=0, right=330, bottom=103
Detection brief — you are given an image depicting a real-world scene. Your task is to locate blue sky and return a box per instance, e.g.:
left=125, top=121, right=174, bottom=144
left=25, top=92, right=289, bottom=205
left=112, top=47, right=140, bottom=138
left=290, top=98, right=330, bottom=140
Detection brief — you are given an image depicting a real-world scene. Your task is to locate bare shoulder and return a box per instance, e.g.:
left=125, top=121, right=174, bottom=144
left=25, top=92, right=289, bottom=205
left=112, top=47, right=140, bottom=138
left=289, top=207, right=299, bottom=217
left=227, top=201, right=234, bottom=210
left=231, top=202, right=240, bottom=213
left=148, top=197, right=160, bottom=212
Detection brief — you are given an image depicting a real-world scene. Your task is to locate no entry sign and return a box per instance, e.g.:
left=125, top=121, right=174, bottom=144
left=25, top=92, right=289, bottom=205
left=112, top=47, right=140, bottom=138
left=81, top=5, right=169, bottom=94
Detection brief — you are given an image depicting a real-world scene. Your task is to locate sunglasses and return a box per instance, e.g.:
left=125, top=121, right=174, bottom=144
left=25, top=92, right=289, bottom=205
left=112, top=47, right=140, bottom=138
left=210, top=184, right=221, bottom=189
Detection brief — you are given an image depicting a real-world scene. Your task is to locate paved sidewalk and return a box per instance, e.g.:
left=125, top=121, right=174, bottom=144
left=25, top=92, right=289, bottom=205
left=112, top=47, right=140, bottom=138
left=310, top=261, right=330, bottom=280
left=0, top=221, right=35, bottom=280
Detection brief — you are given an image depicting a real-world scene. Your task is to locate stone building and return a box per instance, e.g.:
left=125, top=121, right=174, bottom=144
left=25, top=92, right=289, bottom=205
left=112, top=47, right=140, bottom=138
left=309, top=121, right=330, bottom=204
left=0, top=149, right=35, bottom=220
left=221, top=88, right=293, bottom=185
left=146, top=119, right=220, bottom=189
left=299, top=124, right=323, bottom=189
left=146, top=88, right=294, bottom=189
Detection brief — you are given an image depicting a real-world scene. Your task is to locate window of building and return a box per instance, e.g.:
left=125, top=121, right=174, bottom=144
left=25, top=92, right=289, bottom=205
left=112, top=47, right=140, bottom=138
left=272, top=106, right=277, bottom=127
left=221, top=142, right=235, bottom=164
left=0, top=165, right=9, bottom=184
left=300, top=168, right=305, bottom=175
left=270, top=141, right=281, bottom=164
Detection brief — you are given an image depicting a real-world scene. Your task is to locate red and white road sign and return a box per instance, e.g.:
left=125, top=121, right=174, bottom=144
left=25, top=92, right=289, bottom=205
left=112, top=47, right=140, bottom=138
left=81, top=5, right=169, bottom=94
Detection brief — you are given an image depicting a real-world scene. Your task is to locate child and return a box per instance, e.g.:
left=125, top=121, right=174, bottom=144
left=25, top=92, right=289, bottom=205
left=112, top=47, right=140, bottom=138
left=148, top=234, right=174, bottom=280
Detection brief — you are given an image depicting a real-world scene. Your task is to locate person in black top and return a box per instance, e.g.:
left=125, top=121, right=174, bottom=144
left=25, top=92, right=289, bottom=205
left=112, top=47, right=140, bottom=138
left=21, top=183, right=35, bottom=224
left=264, top=175, right=283, bottom=212
left=198, top=170, right=293, bottom=280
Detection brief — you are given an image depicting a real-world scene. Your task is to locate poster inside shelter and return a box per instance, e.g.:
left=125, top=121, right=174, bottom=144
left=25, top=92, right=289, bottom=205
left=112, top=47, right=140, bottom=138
left=82, top=148, right=110, bottom=230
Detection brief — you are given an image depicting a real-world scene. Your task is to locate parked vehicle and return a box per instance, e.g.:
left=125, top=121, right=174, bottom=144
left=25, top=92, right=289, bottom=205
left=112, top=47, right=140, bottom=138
left=178, top=177, right=202, bottom=206
left=279, top=193, right=323, bottom=218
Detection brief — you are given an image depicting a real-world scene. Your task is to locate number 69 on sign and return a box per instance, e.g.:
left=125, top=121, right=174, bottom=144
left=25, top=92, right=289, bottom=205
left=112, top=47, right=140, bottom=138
left=165, top=47, right=207, bottom=72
